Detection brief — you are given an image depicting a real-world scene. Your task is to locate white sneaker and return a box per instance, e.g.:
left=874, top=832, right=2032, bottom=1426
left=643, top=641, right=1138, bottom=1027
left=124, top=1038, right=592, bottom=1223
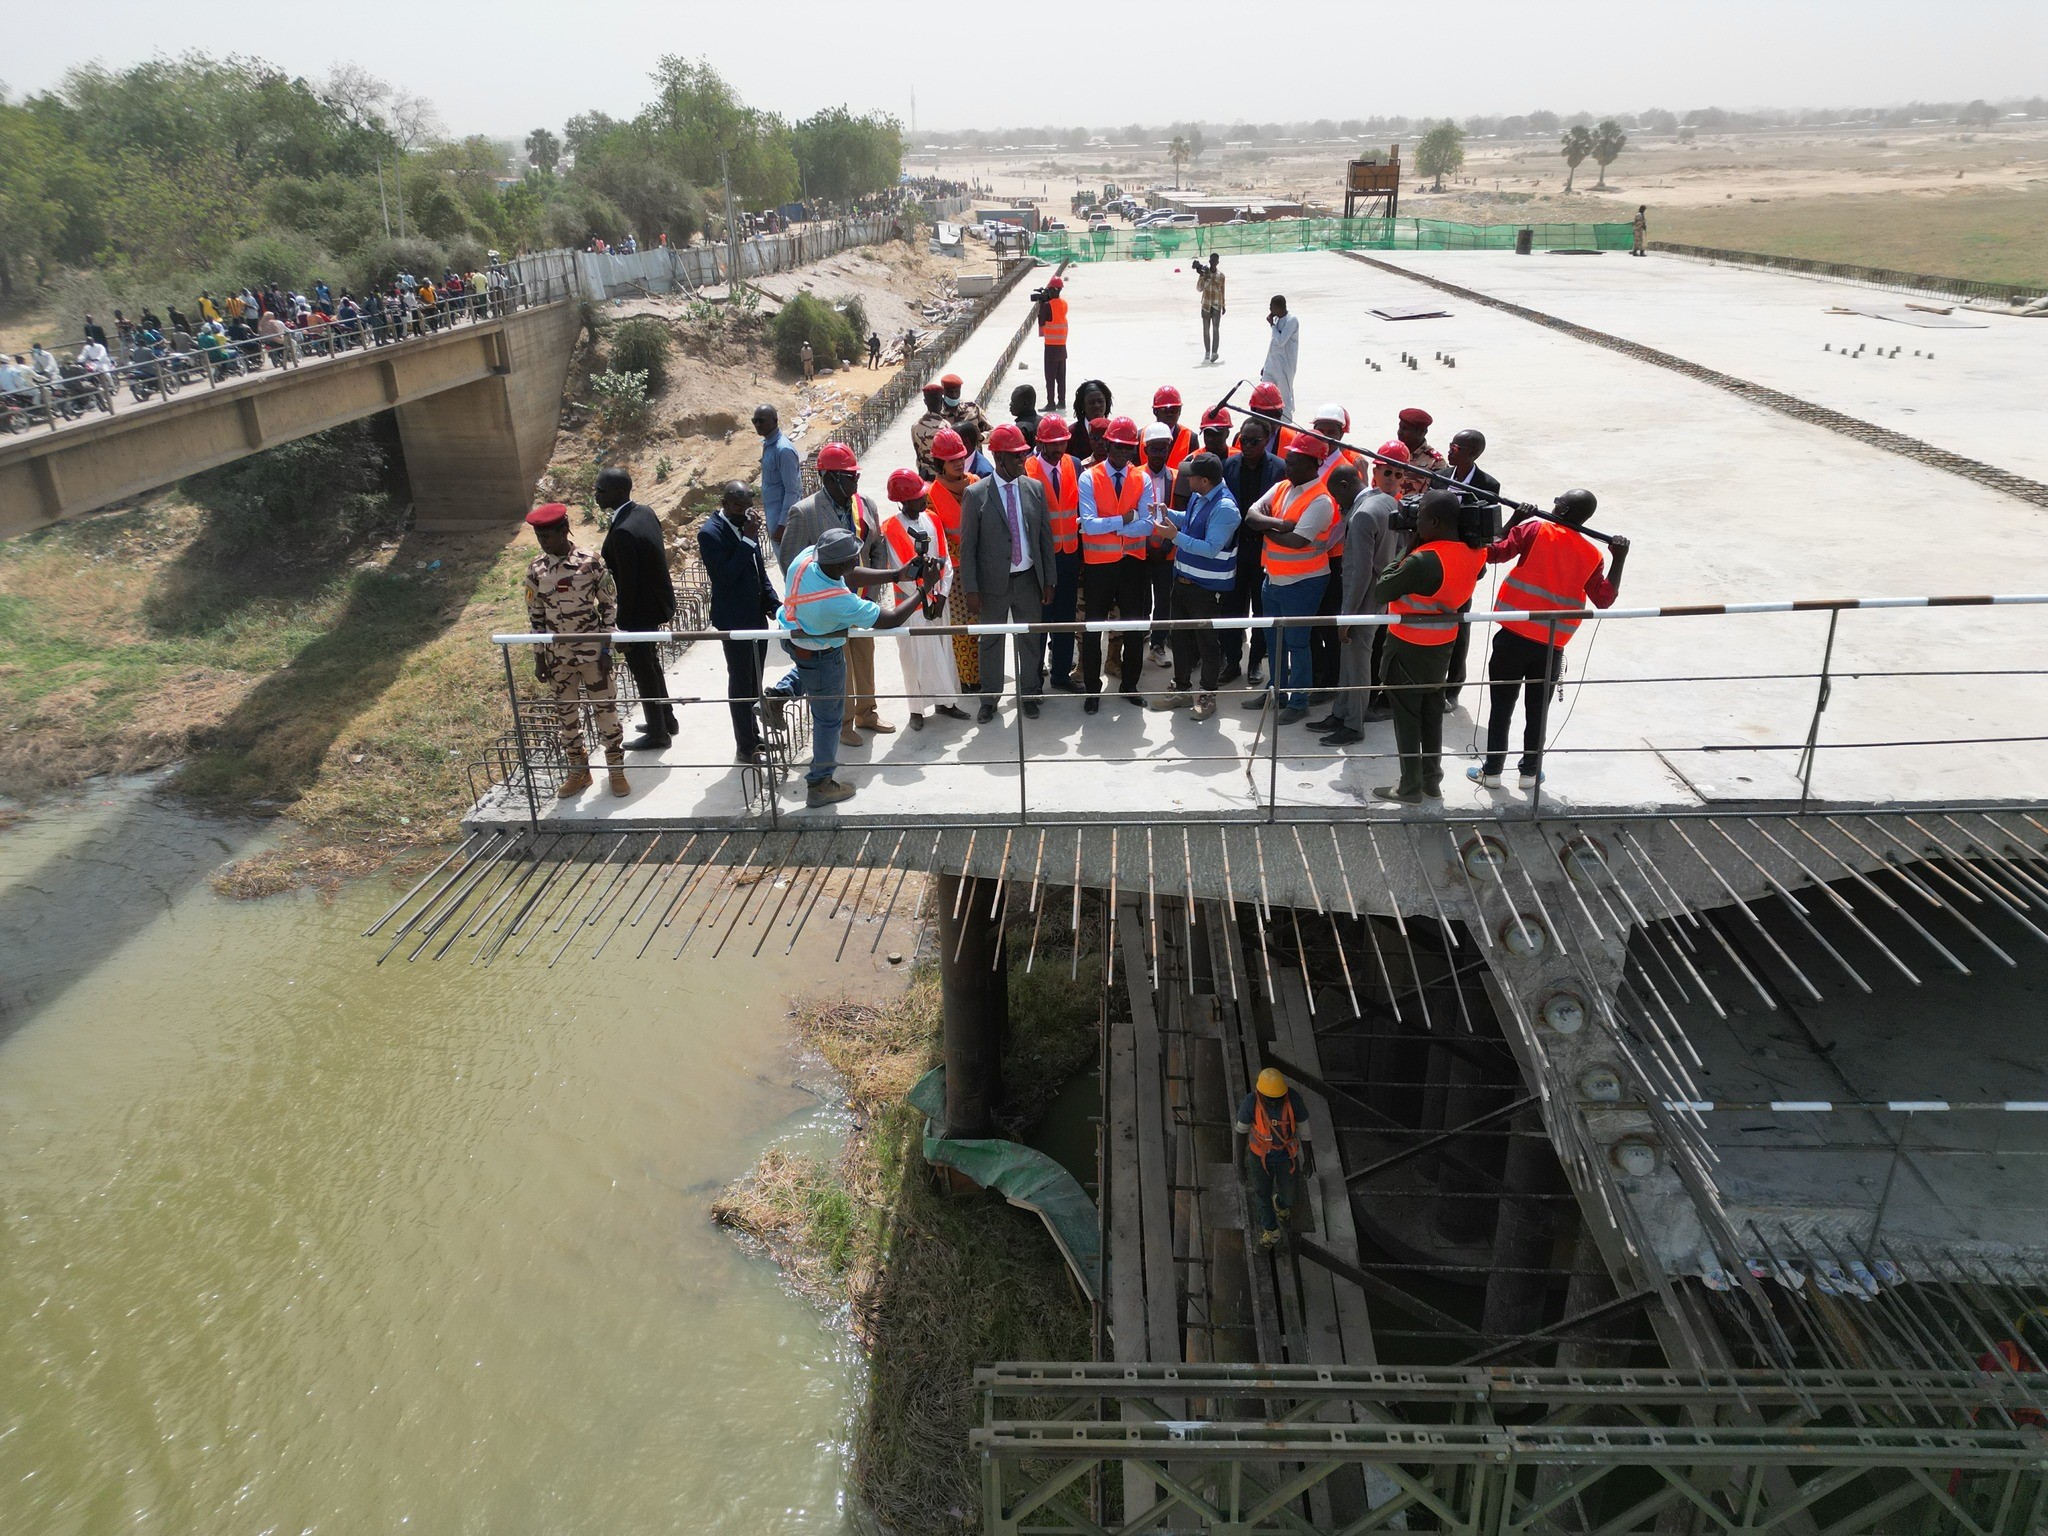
left=1519, top=770, right=1545, bottom=789
left=1467, top=766, right=1502, bottom=788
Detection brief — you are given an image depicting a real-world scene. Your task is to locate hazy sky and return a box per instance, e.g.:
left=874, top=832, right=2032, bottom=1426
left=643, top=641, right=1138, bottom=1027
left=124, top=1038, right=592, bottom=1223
left=8, top=0, right=2042, bottom=139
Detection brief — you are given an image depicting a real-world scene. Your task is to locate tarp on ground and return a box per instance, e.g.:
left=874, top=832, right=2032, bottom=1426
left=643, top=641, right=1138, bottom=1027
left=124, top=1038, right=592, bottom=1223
left=908, top=1066, right=1100, bottom=1301
left=1034, top=216, right=1634, bottom=264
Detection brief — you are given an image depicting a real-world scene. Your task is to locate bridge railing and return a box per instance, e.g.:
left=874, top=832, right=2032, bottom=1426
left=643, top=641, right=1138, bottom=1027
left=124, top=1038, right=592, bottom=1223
left=478, top=592, right=2048, bottom=828
left=0, top=270, right=575, bottom=438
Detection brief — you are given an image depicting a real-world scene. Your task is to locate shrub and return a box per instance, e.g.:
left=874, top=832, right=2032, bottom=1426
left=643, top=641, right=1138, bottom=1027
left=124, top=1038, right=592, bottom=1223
left=179, top=419, right=394, bottom=560
left=587, top=369, right=651, bottom=433
left=444, top=236, right=489, bottom=277
left=770, top=290, right=859, bottom=375
left=206, top=231, right=338, bottom=298
left=608, top=317, right=673, bottom=393
left=351, top=237, right=448, bottom=294
left=837, top=295, right=869, bottom=342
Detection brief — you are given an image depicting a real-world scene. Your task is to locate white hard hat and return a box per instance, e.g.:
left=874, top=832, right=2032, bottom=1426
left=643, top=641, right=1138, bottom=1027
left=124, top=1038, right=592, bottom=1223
left=1314, top=401, right=1347, bottom=426
left=1143, top=422, right=1173, bottom=443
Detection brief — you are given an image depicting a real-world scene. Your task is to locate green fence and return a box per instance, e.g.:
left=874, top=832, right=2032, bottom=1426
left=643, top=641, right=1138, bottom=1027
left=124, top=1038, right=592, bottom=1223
left=1033, top=217, right=1633, bottom=264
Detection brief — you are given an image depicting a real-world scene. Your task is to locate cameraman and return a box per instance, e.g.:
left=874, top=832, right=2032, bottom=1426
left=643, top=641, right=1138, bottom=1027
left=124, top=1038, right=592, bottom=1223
left=1369, top=490, right=1487, bottom=803
left=1035, top=275, right=1069, bottom=409
left=1468, top=491, right=1629, bottom=792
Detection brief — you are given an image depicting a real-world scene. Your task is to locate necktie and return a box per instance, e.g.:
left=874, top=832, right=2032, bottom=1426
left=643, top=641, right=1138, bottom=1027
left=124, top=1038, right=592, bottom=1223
left=1002, top=480, right=1024, bottom=566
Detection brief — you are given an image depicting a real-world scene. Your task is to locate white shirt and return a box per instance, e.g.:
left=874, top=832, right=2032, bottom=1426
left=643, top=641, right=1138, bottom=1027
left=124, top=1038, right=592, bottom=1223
left=78, top=342, right=110, bottom=369
left=1262, top=313, right=1300, bottom=377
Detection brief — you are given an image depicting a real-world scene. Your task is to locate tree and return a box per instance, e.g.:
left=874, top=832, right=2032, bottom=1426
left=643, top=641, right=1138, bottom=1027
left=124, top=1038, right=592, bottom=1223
left=525, top=126, right=560, bottom=177
left=1639, top=108, right=1677, bottom=136
left=1415, top=119, right=1465, bottom=192
left=1168, top=135, right=1190, bottom=189
left=1959, top=99, right=1997, bottom=129
left=792, top=106, right=902, bottom=203
left=1527, top=110, right=1561, bottom=134
left=1559, top=124, right=1594, bottom=192
left=1590, top=119, right=1628, bottom=189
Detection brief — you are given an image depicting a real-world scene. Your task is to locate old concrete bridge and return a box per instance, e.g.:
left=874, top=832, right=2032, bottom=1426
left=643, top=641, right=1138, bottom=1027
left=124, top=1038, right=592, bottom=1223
left=0, top=281, right=582, bottom=540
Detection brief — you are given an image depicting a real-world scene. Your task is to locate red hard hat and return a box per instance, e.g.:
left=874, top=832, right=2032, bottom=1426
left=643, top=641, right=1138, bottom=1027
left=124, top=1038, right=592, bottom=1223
left=988, top=422, right=1029, bottom=453
left=886, top=468, right=930, bottom=502
left=817, top=442, right=859, bottom=474
left=1152, top=384, right=1182, bottom=410
left=1046, top=276, right=1064, bottom=291
left=1103, top=415, right=1142, bottom=447
left=1033, top=414, right=1071, bottom=445
left=930, top=428, right=968, bottom=462
left=1248, top=381, right=1284, bottom=411
left=525, top=502, right=569, bottom=527
left=1376, top=441, right=1412, bottom=463
left=1285, top=434, right=1330, bottom=463
left=1200, top=406, right=1231, bottom=430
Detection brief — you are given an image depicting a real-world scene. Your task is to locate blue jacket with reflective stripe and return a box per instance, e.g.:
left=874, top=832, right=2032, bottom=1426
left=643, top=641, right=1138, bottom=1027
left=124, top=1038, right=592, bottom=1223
left=1167, top=486, right=1241, bottom=592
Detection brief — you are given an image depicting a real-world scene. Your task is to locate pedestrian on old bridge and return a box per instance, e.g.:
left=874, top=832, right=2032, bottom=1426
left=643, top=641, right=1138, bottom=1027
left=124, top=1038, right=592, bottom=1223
left=523, top=503, right=629, bottom=799
left=595, top=467, right=678, bottom=751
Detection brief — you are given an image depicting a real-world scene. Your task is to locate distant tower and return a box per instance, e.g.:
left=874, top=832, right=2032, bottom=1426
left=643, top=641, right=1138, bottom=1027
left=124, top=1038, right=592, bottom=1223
left=910, top=88, right=917, bottom=140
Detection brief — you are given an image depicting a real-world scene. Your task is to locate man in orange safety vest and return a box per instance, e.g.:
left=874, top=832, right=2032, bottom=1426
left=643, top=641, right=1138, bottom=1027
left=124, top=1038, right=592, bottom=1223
left=1236, top=1066, right=1313, bottom=1249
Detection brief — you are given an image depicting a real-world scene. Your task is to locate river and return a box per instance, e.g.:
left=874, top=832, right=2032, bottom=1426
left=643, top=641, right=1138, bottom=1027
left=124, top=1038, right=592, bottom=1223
left=0, top=778, right=890, bottom=1533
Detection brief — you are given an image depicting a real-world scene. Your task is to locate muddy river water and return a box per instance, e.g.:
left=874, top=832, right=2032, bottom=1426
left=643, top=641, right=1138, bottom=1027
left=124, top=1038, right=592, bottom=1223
left=1, top=779, right=890, bottom=1532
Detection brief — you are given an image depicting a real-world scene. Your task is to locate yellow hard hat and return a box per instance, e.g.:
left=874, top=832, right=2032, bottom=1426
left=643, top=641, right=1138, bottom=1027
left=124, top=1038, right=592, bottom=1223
left=1256, top=1067, right=1287, bottom=1097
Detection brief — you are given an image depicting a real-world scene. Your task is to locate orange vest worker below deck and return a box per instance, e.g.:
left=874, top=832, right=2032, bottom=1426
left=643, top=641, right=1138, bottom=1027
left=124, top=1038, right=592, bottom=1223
left=1236, top=1067, right=1313, bottom=1249
left=1470, top=490, right=1629, bottom=792
left=1370, top=491, right=1487, bottom=804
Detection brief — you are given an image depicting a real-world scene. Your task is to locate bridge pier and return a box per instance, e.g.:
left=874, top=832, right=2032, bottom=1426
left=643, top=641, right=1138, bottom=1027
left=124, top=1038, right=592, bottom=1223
left=935, top=873, right=1006, bottom=1140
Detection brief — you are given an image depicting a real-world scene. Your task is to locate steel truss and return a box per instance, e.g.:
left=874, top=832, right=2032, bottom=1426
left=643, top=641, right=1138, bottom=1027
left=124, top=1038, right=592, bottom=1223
left=977, top=1363, right=2048, bottom=1535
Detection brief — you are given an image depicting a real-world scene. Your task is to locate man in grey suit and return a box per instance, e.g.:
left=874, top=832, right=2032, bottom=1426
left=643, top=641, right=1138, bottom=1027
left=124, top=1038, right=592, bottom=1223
left=959, top=423, right=1057, bottom=721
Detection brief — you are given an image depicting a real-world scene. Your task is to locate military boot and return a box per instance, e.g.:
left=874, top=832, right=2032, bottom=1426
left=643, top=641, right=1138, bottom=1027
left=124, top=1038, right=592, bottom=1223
left=557, top=764, right=593, bottom=797
left=607, top=759, right=630, bottom=797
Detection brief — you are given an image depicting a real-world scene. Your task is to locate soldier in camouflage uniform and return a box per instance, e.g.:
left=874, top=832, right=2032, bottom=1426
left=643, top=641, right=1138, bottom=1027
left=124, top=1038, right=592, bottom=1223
left=523, top=502, right=630, bottom=798
left=910, top=381, right=952, bottom=480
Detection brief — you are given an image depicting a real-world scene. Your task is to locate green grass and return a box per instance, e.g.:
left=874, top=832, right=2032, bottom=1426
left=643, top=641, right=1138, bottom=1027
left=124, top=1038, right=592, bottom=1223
left=1655, top=187, right=2048, bottom=287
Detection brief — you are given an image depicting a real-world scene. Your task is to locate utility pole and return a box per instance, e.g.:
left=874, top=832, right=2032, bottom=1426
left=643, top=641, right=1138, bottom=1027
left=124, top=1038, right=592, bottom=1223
left=721, top=150, right=743, bottom=295
left=376, top=160, right=392, bottom=241
left=394, top=148, right=406, bottom=240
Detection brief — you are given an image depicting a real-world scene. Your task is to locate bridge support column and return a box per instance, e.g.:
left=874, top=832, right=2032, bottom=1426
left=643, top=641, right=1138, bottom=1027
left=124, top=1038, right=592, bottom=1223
left=936, top=873, right=1006, bottom=1140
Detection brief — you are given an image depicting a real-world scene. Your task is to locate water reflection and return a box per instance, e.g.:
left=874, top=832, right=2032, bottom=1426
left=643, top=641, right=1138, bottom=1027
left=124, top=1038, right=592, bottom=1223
left=0, top=784, right=888, bottom=1533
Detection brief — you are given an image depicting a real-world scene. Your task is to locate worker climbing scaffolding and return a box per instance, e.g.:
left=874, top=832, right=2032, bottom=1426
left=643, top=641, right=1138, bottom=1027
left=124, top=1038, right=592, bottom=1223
left=1236, top=1066, right=1312, bottom=1250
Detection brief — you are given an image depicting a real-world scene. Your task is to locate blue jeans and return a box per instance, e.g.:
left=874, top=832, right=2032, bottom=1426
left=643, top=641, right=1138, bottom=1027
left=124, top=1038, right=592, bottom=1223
left=770, top=642, right=846, bottom=785
left=1247, top=1150, right=1298, bottom=1236
left=1262, top=573, right=1328, bottom=710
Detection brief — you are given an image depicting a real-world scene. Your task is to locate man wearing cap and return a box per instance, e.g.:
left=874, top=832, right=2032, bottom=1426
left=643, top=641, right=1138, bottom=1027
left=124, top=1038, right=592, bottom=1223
left=762, top=528, right=934, bottom=807
left=780, top=442, right=897, bottom=744
left=1236, top=1066, right=1312, bottom=1250
left=1319, top=448, right=1414, bottom=746
left=1238, top=436, right=1337, bottom=724
left=1151, top=386, right=1196, bottom=469
left=1198, top=406, right=1233, bottom=463
left=753, top=405, right=803, bottom=556
left=1075, top=415, right=1154, bottom=711
left=1195, top=254, right=1225, bottom=363
left=911, top=382, right=953, bottom=480
left=697, top=481, right=780, bottom=764
left=1395, top=407, right=1448, bottom=480
left=1220, top=412, right=1287, bottom=688
left=1037, top=275, right=1068, bottom=409
left=595, top=467, right=679, bottom=750
left=880, top=469, right=971, bottom=729
left=1260, top=295, right=1299, bottom=419
left=939, top=371, right=990, bottom=442
left=1024, top=415, right=1084, bottom=691
left=522, top=503, right=629, bottom=798
left=959, top=423, right=1056, bottom=722
left=1145, top=451, right=1240, bottom=719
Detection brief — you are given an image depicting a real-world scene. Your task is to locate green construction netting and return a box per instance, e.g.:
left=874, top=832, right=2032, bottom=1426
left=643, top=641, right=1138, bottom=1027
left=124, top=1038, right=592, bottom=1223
left=1033, top=216, right=1633, bottom=264
left=908, top=1065, right=1100, bottom=1300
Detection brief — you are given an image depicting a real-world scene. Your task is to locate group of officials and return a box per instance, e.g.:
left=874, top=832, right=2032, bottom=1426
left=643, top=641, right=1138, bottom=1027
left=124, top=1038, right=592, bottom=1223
left=518, top=283, right=1629, bottom=809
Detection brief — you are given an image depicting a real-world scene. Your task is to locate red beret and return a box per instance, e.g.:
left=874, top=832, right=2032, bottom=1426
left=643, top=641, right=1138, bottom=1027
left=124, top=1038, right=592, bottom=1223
left=988, top=422, right=1029, bottom=453
left=816, top=442, right=859, bottom=473
left=525, top=502, right=569, bottom=527
left=939, top=373, right=964, bottom=389
left=886, top=468, right=929, bottom=503
left=1398, top=407, right=1433, bottom=427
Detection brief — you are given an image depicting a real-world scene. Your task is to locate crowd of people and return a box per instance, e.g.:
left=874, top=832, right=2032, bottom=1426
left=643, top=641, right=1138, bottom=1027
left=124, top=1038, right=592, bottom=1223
left=1, top=266, right=520, bottom=425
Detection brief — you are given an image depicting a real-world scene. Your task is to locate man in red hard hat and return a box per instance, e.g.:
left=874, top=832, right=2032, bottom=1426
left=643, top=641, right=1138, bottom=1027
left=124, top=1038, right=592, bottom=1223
left=1237, top=434, right=1338, bottom=725
left=1036, top=275, right=1068, bottom=409
left=1151, top=385, right=1195, bottom=469
left=1075, top=415, right=1153, bottom=710
left=1024, top=414, right=1084, bottom=691
left=959, top=421, right=1056, bottom=723
left=779, top=442, right=897, bottom=745
left=1245, top=379, right=1294, bottom=458
left=522, top=502, right=628, bottom=798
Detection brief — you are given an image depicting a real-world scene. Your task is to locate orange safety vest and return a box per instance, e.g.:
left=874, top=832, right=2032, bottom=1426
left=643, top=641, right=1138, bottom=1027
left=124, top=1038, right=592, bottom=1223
left=1497, top=520, right=1604, bottom=647
left=882, top=513, right=942, bottom=602
left=1248, top=1094, right=1300, bottom=1163
left=1082, top=462, right=1146, bottom=564
left=1039, top=295, right=1069, bottom=346
left=1162, top=423, right=1195, bottom=470
left=1316, top=449, right=1365, bottom=560
left=1026, top=452, right=1080, bottom=553
left=927, top=475, right=976, bottom=541
left=1388, top=540, right=1486, bottom=646
left=1260, top=480, right=1332, bottom=580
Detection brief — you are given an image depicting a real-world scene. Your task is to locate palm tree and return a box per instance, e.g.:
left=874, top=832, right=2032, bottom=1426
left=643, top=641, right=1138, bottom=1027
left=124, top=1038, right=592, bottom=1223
left=1560, top=124, right=1594, bottom=193
left=1590, top=120, right=1628, bottom=190
left=1168, top=135, right=1191, bottom=190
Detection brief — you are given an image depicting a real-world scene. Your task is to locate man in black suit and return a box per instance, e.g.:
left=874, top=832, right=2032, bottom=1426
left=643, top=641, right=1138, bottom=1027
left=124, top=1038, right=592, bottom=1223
left=596, top=468, right=679, bottom=750
left=696, top=481, right=780, bottom=763
left=959, top=423, right=1056, bottom=722
left=1441, top=430, right=1502, bottom=709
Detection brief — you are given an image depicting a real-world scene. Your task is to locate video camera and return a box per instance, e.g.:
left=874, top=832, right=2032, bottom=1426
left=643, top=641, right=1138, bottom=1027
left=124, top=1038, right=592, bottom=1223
left=899, top=514, right=943, bottom=584
left=1388, top=489, right=1500, bottom=548
left=1029, top=285, right=1059, bottom=305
